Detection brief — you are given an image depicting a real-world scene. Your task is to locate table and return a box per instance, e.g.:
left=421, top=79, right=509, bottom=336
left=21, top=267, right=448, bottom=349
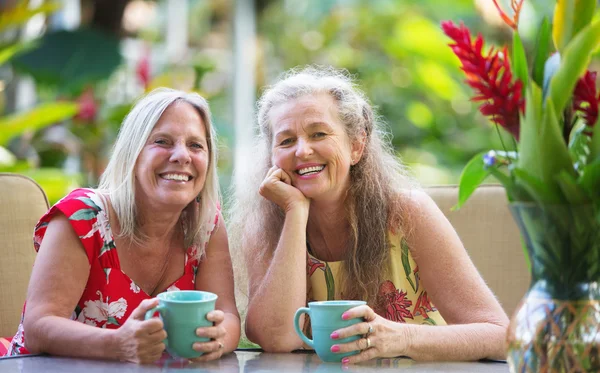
left=0, top=350, right=509, bottom=372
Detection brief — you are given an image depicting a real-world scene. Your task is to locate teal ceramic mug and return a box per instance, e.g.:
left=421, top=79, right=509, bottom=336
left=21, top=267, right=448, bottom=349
left=145, top=290, right=218, bottom=359
left=293, top=300, right=366, bottom=363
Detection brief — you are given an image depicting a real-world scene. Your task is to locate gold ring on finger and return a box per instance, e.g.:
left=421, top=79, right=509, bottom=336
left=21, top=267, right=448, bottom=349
left=365, top=337, right=371, bottom=349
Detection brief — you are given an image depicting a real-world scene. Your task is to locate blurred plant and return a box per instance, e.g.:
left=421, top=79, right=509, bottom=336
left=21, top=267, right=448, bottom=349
left=444, top=1, right=600, bottom=209
left=0, top=1, right=81, bottom=202
left=444, top=1, right=600, bottom=370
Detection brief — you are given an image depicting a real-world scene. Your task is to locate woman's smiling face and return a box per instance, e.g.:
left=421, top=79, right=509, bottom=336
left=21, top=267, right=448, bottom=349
left=134, top=101, right=209, bottom=211
left=269, top=93, right=363, bottom=202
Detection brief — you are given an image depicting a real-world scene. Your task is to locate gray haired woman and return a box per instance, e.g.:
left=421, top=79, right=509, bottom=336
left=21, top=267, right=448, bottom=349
left=232, top=66, right=508, bottom=363
left=5, top=88, right=240, bottom=363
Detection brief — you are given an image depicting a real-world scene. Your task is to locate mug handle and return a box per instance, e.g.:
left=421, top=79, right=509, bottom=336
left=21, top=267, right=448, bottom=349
left=293, top=307, right=313, bottom=348
left=145, top=305, right=169, bottom=347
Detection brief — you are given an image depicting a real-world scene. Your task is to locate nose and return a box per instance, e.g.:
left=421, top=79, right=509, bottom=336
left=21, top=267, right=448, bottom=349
left=169, top=142, right=191, bottom=164
left=295, top=138, right=313, bottom=159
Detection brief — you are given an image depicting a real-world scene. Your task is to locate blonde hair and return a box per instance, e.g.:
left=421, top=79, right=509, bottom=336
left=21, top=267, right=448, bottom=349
left=230, top=66, right=417, bottom=304
left=99, top=88, right=220, bottom=258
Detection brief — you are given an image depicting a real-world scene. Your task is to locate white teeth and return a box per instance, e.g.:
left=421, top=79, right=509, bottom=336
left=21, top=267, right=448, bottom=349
left=297, top=166, right=325, bottom=175
left=161, top=173, right=190, bottom=181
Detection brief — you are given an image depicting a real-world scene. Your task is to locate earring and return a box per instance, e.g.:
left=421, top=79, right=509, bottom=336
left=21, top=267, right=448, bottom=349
left=196, top=195, right=201, bottom=203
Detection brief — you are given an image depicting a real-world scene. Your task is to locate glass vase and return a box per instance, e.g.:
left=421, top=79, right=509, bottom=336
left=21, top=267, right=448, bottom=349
left=507, top=203, right=600, bottom=372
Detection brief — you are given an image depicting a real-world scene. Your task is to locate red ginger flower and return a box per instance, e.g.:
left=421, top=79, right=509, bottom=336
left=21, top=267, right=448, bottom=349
left=442, top=20, right=524, bottom=140
left=573, top=70, right=599, bottom=134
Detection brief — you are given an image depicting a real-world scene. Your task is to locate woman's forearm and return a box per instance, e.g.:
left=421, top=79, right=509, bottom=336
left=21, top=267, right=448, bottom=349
left=25, top=315, right=120, bottom=359
left=402, top=322, right=507, bottom=361
left=222, top=312, right=241, bottom=353
left=246, top=208, right=308, bottom=351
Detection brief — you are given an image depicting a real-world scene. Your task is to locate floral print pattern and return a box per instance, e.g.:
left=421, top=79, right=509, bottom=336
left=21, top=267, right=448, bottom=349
left=306, top=231, right=445, bottom=326
left=5, top=188, right=220, bottom=356
left=375, top=280, right=414, bottom=322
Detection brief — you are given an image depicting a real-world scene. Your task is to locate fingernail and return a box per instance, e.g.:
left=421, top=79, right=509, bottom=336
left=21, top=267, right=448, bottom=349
left=330, top=345, right=340, bottom=353
left=342, top=312, right=349, bottom=320
left=330, top=332, right=339, bottom=339
left=342, top=357, right=350, bottom=364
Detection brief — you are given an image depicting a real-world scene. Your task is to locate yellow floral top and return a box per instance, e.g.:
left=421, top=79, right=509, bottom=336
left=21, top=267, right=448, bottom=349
left=306, top=231, right=446, bottom=326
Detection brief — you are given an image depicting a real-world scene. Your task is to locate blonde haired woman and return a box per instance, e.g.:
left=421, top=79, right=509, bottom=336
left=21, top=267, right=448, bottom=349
left=3, top=88, right=240, bottom=363
left=232, top=66, right=507, bottom=363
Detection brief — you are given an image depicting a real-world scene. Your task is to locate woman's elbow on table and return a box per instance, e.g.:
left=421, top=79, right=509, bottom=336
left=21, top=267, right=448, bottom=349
left=246, top=324, right=301, bottom=353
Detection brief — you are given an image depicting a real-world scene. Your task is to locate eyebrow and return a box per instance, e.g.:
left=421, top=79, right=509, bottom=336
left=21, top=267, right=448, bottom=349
left=274, top=121, right=334, bottom=138
left=149, top=131, right=207, bottom=143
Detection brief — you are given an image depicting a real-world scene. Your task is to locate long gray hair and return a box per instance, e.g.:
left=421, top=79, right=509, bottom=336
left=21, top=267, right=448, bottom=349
left=99, top=88, right=220, bottom=259
left=230, top=66, right=417, bottom=304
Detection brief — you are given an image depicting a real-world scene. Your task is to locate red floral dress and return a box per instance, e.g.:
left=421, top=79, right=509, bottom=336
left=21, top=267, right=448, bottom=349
left=4, top=188, right=219, bottom=356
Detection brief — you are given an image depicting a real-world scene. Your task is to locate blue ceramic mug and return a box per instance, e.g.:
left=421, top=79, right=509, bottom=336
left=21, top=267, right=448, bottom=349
left=145, top=290, right=218, bottom=359
left=294, top=300, right=366, bottom=362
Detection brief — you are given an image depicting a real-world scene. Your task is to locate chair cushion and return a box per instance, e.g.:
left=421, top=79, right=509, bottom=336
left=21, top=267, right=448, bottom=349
left=0, top=173, right=49, bottom=337
left=426, top=184, right=530, bottom=317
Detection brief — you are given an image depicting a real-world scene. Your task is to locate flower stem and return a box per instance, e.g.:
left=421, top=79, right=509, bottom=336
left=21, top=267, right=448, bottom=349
left=495, top=123, right=511, bottom=164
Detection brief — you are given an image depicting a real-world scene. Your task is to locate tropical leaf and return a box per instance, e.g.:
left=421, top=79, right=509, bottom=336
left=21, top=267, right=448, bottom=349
left=591, top=115, right=600, bottom=161
left=512, top=168, right=564, bottom=204
left=324, top=264, right=335, bottom=300
left=0, top=1, right=61, bottom=32
left=70, top=209, right=98, bottom=221
left=511, top=32, right=528, bottom=94
left=11, top=28, right=122, bottom=94
left=453, top=152, right=490, bottom=210
left=519, top=84, right=574, bottom=202
left=400, top=238, right=416, bottom=292
left=532, top=17, right=552, bottom=87
left=549, top=20, right=600, bottom=123
left=76, top=197, right=101, bottom=211
left=552, top=0, right=596, bottom=52
left=0, top=102, right=79, bottom=146
left=568, top=124, right=592, bottom=170
left=0, top=40, right=37, bottom=66
left=556, top=170, right=588, bottom=204
left=579, top=159, right=600, bottom=199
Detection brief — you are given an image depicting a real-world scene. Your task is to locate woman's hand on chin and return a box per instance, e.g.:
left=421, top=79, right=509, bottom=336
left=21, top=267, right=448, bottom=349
left=259, top=165, right=309, bottom=213
left=189, top=310, right=227, bottom=362
left=114, top=298, right=167, bottom=364
left=328, top=305, right=409, bottom=364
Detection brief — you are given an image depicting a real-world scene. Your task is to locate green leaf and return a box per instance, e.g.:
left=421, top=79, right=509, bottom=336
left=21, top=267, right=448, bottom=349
left=324, top=263, right=335, bottom=300
left=511, top=32, right=528, bottom=93
left=556, top=170, right=588, bottom=204
left=453, top=152, right=490, bottom=210
left=568, top=123, right=591, bottom=170
left=550, top=20, right=600, bottom=123
left=552, top=0, right=596, bottom=52
left=400, top=238, right=416, bottom=292
left=488, top=168, right=516, bottom=201
left=579, top=159, right=600, bottom=198
left=0, top=102, right=79, bottom=146
left=532, top=17, right=552, bottom=87
left=519, top=84, right=574, bottom=201
left=512, top=167, right=564, bottom=204
left=69, top=209, right=98, bottom=221
left=12, top=29, right=122, bottom=94
left=0, top=40, right=37, bottom=66
left=591, top=115, right=600, bottom=162
left=0, top=2, right=62, bottom=33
